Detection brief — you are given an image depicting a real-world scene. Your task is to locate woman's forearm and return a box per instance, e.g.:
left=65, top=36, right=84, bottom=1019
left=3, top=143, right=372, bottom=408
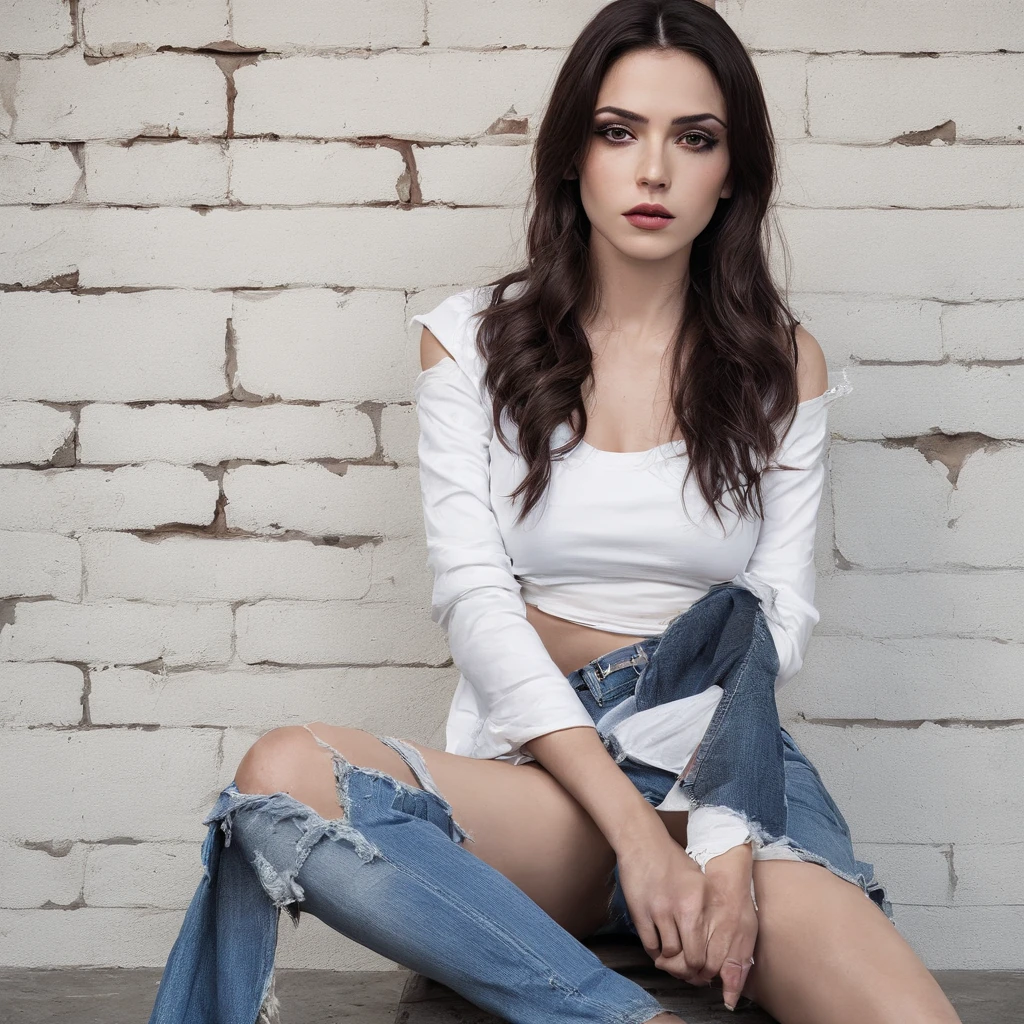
left=523, top=725, right=682, bottom=858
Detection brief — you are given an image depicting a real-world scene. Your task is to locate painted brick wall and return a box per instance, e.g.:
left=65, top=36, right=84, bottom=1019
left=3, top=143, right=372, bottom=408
left=0, top=0, right=1021, bottom=972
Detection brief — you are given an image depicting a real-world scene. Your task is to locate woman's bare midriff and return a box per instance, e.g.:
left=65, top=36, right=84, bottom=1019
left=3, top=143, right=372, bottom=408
left=525, top=602, right=649, bottom=678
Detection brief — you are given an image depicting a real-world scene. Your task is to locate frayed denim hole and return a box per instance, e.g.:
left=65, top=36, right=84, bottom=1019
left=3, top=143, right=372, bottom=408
left=220, top=783, right=388, bottom=928
left=390, top=785, right=450, bottom=833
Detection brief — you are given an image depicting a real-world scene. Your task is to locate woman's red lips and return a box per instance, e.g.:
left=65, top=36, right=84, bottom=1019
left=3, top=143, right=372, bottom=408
left=624, top=203, right=675, bottom=230
left=625, top=203, right=673, bottom=217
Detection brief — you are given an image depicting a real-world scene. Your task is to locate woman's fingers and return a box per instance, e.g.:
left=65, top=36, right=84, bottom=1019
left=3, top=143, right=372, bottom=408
left=721, top=955, right=755, bottom=1011
left=633, top=912, right=662, bottom=961
left=654, top=909, right=707, bottom=984
left=654, top=913, right=683, bottom=960
left=698, top=921, right=730, bottom=985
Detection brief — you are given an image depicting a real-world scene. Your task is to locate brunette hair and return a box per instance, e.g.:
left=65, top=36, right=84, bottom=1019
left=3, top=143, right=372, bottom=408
left=470, top=0, right=805, bottom=529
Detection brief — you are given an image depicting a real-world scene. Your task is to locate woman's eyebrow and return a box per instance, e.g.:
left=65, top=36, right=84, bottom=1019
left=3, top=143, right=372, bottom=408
left=594, top=105, right=727, bottom=129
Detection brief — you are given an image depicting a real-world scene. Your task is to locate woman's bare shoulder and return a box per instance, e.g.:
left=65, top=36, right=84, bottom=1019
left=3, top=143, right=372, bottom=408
left=792, top=324, right=829, bottom=404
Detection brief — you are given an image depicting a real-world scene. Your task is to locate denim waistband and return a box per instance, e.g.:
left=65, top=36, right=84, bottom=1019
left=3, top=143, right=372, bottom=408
left=567, top=635, right=660, bottom=692
left=566, top=583, right=743, bottom=691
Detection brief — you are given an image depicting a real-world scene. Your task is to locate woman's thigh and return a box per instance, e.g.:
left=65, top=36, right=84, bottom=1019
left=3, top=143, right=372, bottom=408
left=234, top=723, right=621, bottom=940
left=745, top=859, right=960, bottom=1024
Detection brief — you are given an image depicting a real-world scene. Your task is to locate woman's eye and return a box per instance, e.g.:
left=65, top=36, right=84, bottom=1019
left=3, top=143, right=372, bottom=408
left=596, top=125, right=715, bottom=150
left=600, top=125, right=631, bottom=142
left=681, top=131, right=713, bottom=148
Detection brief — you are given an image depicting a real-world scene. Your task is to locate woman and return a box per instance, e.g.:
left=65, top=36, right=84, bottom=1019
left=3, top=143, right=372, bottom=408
left=149, top=3, right=963, bottom=1022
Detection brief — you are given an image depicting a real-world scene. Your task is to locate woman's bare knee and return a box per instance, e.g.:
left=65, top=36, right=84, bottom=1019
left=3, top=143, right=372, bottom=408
left=234, top=726, right=310, bottom=796
left=233, top=724, right=421, bottom=821
left=233, top=725, right=619, bottom=938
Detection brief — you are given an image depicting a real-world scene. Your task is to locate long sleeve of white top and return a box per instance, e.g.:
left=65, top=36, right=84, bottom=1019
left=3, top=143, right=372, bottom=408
left=413, top=354, right=598, bottom=761
left=727, top=367, right=853, bottom=693
left=654, top=370, right=855, bottom=868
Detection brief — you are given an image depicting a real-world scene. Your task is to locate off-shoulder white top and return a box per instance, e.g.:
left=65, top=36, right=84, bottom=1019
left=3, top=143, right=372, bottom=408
left=409, top=284, right=853, bottom=867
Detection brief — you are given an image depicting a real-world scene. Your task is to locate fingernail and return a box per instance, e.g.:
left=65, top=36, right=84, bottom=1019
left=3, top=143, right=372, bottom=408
left=724, top=1001, right=736, bottom=1012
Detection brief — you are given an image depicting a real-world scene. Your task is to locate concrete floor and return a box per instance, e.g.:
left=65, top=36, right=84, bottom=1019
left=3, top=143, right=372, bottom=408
left=1, top=967, right=1022, bottom=1023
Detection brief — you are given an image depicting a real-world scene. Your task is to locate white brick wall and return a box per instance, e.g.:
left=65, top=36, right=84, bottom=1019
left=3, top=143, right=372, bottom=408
left=0, top=0, right=1019, bottom=975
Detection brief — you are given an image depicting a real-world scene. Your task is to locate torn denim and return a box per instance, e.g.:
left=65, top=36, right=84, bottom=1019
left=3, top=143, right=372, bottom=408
left=567, top=581, right=895, bottom=928
left=146, top=731, right=671, bottom=1024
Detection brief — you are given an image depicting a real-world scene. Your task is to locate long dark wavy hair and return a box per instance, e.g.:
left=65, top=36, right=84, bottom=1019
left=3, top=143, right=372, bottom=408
left=471, top=0, right=805, bottom=530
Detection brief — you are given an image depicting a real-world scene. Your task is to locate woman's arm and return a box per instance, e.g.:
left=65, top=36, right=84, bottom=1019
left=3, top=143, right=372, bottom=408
left=732, top=326, right=850, bottom=692
left=684, top=330, right=845, bottom=865
left=413, top=320, right=600, bottom=761
left=523, top=726, right=678, bottom=854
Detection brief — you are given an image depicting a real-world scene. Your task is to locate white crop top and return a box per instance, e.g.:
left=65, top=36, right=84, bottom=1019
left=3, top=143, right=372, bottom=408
left=409, top=284, right=853, bottom=771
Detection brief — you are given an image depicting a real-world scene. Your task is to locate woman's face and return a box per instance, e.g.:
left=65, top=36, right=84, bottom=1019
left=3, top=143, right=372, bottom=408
left=577, top=48, right=732, bottom=264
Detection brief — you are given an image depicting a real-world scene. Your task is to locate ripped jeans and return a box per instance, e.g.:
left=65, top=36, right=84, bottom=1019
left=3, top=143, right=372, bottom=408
left=569, top=582, right=895, bottom=937
left=187, top=728, right=671, bottom=1024
left=148, top=583, right=892, bottom=1024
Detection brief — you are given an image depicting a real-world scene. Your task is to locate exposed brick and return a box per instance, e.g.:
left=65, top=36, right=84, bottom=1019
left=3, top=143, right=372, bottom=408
left=0, top=291, right=230, bottom=402
left=0, top=465, right=219, bottom=533
left=807, top=54, right=1024, bottom=143
left=84, top=842, right=204, bottom=909
left=77, top=401, right=376, bottom=465
left=0, top=141, right=80, bottom=203
left=228, top=139, right=403, bottom=205
left=0, top=661, right=83, bottom=725
left=88, top=663, right=454, bottom=734
left=0, top=839, right=86, bottom=908
left=718, top=0, right=1024, bottom=52
left=831, top=443, right=1024, bottom=569
left=0, top=600, right=233, bottom=664
left=0, top=401, right=75, bottom=464
left=778, top=140, right=1024, bottom=209
left=787, top=721, right=1024, bottom=845
left=0, top=728, right=222, bottom=843
left=233, top=50, right=562, bottom=139
left=83, top=139, right=228, bottom=206
left=232, top=0, right=422, bottom=51
left=11, top=51, right=227, bottom=142
left=81, top=532, right=372, bottom=602
left=0, top=206, right=521, bottom=289
left=0, top=0, right=72, bottom=55
left=223, top=463, right=423, bottom=538
left=79, top=0, right=230, bottom=57
left=235, top=600, right=447, bottom=666
left=778, top=208, right=1024, bottom=300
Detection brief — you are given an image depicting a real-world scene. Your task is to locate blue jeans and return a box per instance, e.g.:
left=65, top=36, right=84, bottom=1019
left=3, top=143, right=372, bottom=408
left=566, top=583, right=894, bottom=937
left=570, top=651, right=894, bottom=938
left=155, top=584, right=892, bottom=1023
left=221, top=730, right=670, bottom=1024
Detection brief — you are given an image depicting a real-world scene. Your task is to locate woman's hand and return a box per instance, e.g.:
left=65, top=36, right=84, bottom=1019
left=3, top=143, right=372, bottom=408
left=700, top=843, right=759, bottom=1010
left=615, top=832, right=709, bottom=980
left=616, top=835, right=758, bottom=1010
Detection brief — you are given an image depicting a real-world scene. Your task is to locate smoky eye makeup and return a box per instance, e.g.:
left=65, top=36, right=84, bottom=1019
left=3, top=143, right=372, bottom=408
left=593, top=120, right=722, bottom=151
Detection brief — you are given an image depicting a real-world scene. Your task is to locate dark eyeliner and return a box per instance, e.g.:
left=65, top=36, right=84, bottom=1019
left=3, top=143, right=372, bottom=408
left=593, top=123, right=719, bottom=151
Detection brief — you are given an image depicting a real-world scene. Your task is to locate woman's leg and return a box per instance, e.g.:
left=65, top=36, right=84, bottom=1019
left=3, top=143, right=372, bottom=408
left=230, top=723, right=681, bottom=1024
left=742, top=859, right=962, bottom=1024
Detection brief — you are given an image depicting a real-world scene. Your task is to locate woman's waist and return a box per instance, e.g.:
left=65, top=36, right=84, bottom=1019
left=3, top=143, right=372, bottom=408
left=518, top=576, right=709, bottom=636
